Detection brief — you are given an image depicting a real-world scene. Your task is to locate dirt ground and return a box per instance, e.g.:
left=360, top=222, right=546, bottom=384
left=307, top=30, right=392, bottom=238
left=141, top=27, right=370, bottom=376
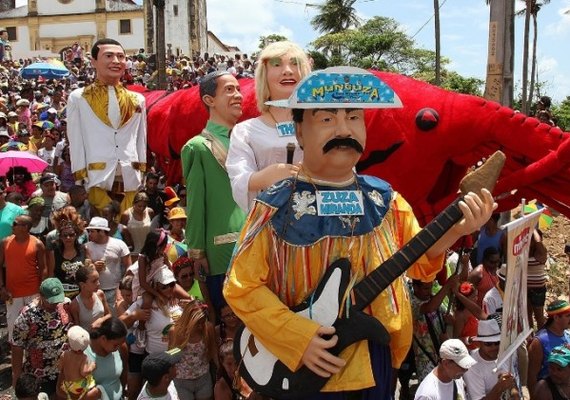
left=540, top=213, right=570, bottom=301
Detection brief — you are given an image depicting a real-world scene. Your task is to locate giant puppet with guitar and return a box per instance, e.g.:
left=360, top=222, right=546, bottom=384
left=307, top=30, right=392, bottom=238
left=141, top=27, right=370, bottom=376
left=223, top=67, right=503, bottom=399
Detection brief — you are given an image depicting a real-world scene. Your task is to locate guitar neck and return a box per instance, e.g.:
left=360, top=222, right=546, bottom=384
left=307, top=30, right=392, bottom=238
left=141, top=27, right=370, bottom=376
left=352, top=197, right=463, bottom=310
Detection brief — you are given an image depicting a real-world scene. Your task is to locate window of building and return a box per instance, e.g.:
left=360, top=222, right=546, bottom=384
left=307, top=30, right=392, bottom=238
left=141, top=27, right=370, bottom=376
left=6, top=27, right=16, bottom=41
left=173, top=5, right=178, bottom=16
left=119, top=19, right=131, bottom=35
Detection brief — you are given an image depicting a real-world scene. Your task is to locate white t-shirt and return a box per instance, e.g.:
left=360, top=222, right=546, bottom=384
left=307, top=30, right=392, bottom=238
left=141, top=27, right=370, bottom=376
left=137, top=381, right=179, bottom=400
left=464, top=349, right=505, bottom=400
left=482, top=286, right=503, bottom=315
left=414, top=370, right=468, bottom=400
left=226, top=117, right=304, bottom=211
left=126, top=298, right=182, bottom=354
left=85, top=237, right=130, bottom=290
left=37, top=147, right=56, bottom=166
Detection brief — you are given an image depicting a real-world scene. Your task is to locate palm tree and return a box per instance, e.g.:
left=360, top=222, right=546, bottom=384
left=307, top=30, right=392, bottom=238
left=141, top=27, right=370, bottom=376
left=520, top=0, right=532, bottom=114
left=310, top=0, right=360, bottom=64
left=516, top=0, right=550, bottom=111
left=310, top=0, right=360, bottom=34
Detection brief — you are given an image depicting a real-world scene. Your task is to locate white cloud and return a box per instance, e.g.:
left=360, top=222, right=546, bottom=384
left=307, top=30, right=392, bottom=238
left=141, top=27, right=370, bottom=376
left=207, top=0, right=304, bottom=53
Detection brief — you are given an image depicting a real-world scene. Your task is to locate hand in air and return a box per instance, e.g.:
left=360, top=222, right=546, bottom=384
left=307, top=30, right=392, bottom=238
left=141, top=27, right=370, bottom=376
left=456, top=189, right=497, bottom=236
left=301, top=326, right=346, bottom=378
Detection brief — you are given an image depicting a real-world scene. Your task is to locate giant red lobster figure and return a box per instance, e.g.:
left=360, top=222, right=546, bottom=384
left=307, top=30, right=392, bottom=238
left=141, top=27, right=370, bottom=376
left=140, top=71, right=570, bottom=225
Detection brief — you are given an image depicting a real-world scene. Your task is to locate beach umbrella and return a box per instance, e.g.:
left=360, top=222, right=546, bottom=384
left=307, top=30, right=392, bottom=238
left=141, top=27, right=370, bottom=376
left=20, top=61, right=70, bottom=79
left=164, top=239, right=187, bottom=264
left=0, top=150, right=48, bottom=175
left=34, top=121, right=55, bottom=130
left=0, top=141, right=27, bottom=152
left=523, top=201, right=553, bottom=230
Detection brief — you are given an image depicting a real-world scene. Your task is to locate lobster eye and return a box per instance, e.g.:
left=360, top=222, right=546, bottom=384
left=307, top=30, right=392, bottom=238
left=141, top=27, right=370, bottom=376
left=415, top=108, right=439, bottom=131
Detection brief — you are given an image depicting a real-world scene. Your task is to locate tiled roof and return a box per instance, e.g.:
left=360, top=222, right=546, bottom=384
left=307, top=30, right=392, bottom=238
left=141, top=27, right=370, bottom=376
left=0, top=5, right=27, bottom=19
left=0, top=1, right=142, bottom=19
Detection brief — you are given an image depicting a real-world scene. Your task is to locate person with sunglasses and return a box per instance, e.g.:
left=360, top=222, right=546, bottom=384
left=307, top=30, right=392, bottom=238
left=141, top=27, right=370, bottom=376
left=120, top=268, right=183, bottom=357
left=463, top=319, right=517, bottom=400
left=51, top=220, right=86, bottom=299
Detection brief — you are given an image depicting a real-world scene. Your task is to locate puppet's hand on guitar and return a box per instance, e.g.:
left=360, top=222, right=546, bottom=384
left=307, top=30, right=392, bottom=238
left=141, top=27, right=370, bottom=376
left=301, top=326, right=346, bottom=378
left=455, top=189, right=497, bottom=236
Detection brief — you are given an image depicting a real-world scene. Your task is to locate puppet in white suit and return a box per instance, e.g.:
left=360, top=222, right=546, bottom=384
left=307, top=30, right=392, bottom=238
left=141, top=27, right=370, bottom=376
left=67, top=38, right=147, bottom=212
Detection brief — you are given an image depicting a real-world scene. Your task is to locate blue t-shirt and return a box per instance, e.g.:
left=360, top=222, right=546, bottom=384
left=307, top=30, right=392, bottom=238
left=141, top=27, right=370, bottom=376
left=0, top=202, right=25, bottom=240
left=85, top=345, right=123, bottom=400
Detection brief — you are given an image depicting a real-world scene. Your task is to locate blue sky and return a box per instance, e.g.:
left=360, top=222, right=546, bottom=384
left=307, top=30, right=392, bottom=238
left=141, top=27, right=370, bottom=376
left=203, top=0, right=570, bottom=103
left=26, top=0, right=569, bottom=103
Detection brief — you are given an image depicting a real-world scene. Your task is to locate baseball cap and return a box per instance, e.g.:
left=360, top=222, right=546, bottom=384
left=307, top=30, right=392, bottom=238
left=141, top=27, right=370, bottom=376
left=154, top=268, right=176, bottom=285
left=40, top=172, right=60, bottom=185
left=439, top=339, right=477, bottom=369
left=7, top=111, right=17, bottom=118
left=67, top=325, right=90, bottom=351
left=265, top=66, right=403, bottom=109
left=39, top=278, right=65, bottom=304
left=47, top=107, right=57, bottom=114
left=167, top=207, right=187, bottom=220
left=548, top=346, right=570, bottom=368
left=163, top=186, right=180, bottom=207
left=86, top=216, right=110, bottom=231
left=141, top=348, right=183, bottom=383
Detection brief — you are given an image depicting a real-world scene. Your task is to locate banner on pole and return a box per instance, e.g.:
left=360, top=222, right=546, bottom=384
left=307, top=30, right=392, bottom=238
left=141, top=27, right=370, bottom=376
left=496, top=209, right=543, bottom=371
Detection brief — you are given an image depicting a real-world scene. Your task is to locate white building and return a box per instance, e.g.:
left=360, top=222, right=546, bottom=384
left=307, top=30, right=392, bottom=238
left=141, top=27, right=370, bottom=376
left=0, top=0, right=208, bottom=58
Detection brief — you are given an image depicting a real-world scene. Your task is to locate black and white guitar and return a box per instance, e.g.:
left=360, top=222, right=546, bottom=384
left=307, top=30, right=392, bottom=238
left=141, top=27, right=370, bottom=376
left=234, top=151, right=506, bottom=399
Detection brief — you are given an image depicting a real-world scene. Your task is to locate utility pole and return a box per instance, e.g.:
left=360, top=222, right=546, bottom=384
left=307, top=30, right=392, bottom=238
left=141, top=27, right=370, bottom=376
left=144, top=0, right=154, bottom=53
left=153, top=0, right=167, bottom=90
left=434, top=0, right=441, bottom=86
left=484, top=0, right=515, bottom=107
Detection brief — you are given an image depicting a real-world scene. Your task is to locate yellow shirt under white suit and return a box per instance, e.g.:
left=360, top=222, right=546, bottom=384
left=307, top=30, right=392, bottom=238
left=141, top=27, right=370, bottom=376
left=67, top=83, right=147, bottom=211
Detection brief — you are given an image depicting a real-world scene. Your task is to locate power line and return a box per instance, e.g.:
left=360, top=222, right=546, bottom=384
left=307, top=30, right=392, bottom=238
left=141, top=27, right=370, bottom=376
left=410, top=0, right=449, bottom=39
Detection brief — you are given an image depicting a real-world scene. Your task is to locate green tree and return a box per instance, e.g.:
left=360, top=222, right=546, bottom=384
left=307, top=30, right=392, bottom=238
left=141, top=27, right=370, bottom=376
left=307, top=50, right=329, bottom=70
left=551, top=97, right=570, bottom=131
left=311, top=17, right=445, bottom=76
left=310, top=0, right=360, bottom=34
left=440, top=72, right=484, bottom=96
left=257, top=34, right=289, bottom=50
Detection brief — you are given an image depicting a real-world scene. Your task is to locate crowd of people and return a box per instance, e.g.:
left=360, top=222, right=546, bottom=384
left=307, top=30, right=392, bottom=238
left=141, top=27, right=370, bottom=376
left=0, top=34, right=567, bottom=400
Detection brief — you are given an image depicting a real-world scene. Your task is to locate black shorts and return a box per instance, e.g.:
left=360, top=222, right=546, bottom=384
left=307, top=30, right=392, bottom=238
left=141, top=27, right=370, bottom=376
left=528, top=286, right=547, bottom=307
left=128, top=352, right=146, bottom=373
left=39, top=377, right=58, bottom=396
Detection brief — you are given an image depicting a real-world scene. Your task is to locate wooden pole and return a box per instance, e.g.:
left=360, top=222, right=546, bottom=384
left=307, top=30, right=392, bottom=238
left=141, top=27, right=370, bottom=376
left=484, top=0, right=514, bottom=108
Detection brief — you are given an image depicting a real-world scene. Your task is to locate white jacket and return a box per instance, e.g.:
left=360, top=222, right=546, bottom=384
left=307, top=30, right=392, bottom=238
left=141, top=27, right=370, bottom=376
left=67, top=87, right=147, bottom=192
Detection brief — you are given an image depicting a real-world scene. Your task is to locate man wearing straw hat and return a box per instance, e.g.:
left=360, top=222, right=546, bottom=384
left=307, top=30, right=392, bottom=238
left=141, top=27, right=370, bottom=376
left=463, top=319, right=517, bottom=400
left=224, top=66, right=496, bottom=398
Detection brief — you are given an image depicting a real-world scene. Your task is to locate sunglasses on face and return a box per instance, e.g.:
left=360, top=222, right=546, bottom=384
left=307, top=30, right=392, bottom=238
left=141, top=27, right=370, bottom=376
left=157, top=282, right=175, bottom=290
left=62, top=232, right=76, bottom=239
left=12, top=221, right=27, bottom=227
left=482, top=341, right=501, bottom=347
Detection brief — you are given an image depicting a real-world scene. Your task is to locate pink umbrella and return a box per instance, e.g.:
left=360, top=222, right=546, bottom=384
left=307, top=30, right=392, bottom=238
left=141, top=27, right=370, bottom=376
left=0, top=151, right=48, bottom=176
